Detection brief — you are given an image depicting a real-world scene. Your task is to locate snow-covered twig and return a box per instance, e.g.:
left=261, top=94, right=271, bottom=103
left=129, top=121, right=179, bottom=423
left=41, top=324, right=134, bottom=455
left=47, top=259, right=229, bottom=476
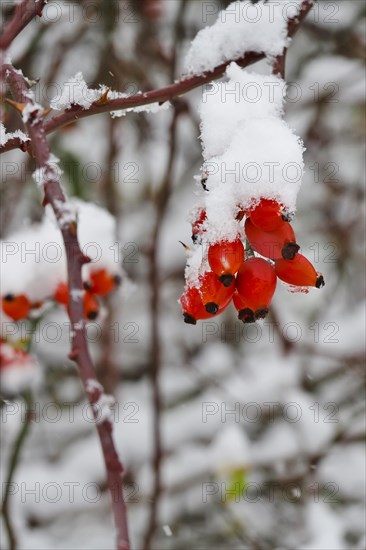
left=0, top=0, right=316, bottom=155
left=2, top=62, right=130, bottom=550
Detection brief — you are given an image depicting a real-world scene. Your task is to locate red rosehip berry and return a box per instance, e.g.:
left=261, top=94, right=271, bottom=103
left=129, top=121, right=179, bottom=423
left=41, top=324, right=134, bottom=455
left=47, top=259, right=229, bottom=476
left=1, top=294, right=30, bottom=321
left=83, top=291, right=100, bottom=320
left=208, top=238, right=244, bottom=287
left=236, top=257, right=277, bottom=320
left=233, top=290, right=255, bottom=323
left=180, top=287, right=214, bottom=325
left=54, top=282, right=69, bottom=305
left=198, top=271, right=235, bottom=314
left=89, top=269, right=121, bottom=296
left=248, top=198, right=283, bottom=232
left=275, top=253, right=325, bottom=288
left=245, top=217, right=299, bottom=260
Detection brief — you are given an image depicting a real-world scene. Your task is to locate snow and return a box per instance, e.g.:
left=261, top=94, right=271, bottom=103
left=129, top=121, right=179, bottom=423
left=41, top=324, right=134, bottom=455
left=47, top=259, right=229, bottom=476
left=85, top=379, right=103, bottom=394
left=185, top=0, right=304, bottom=76
left=54, top=199, right=77, bottom=228
left=50, top=72, right=110, bottom=110
left=317, top=444, right=366, bottom=501
left=0, top=343, right=38, bottom=395
left=210, top=425, right=251, bottom=472
left=93, top=393, right=115, bottom=425
left=0, top=123, right=29, bottom=147
left=32, top=154, right=63, bottom=188
left=200, top=66, right=286, bottom=159
left=0, top=217, right=65, bottom=302
left=0, top=199, right=121, bottom=305
left=50, top=72, right=171, bottom=117
left=111, top=100, right=171, bottom=118
left=301, top=501, right=345, bottom=550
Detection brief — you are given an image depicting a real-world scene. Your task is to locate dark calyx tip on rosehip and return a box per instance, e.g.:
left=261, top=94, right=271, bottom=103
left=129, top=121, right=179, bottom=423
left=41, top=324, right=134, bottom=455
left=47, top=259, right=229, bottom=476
left=83, top=282, right=91, bottom=290
left=238, top=308, right=255, bottom=324
left=114, top=275, right=122, bottom=286
left=281, top=242, right=300, bottom=260
left=281, top=209, right=294, bottom=222
left=219, top=274, right=234, bottom=287
left=316, top=275, right=325, bottom=288
left=4, top=294, right=15, bottom=301
left=254, top=307, right=269, bottom=320
left=205, top=302, right=219, bottom=314
left=87, top=310, right=98, bottom=321
left=183, top=312, right=197, bottom=325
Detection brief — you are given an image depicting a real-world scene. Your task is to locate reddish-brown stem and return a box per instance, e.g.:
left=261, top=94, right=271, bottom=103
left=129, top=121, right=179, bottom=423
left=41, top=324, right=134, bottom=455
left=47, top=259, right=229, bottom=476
left=3, top=63, right=130, bottom=550
left=272, top=49, right=287, bottom=79
left=0, top=0, right=47, bottom=50
left=0, top=0, right=316, bottom=154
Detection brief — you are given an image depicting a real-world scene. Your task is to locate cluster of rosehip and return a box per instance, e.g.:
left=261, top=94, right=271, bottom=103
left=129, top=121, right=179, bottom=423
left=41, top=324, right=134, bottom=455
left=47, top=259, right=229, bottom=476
left=1, top=269, right=121, bottom=322
left=180, top=199, right=325, bottom=325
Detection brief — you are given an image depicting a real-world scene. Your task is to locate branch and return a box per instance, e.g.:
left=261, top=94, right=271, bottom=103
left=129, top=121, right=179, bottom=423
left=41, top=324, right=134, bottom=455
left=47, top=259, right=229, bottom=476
left=2, top=389, right=33, bottom=550
left=0, top=0, right=47, bottom=51
left=2, top=63, right=130, bottom=550
left=0, top=0, right=316, bottom=154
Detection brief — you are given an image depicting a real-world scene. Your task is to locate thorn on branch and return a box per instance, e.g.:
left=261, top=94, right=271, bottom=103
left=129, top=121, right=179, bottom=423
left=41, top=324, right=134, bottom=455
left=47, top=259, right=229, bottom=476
left=3, top=97, right=26, bottom=114
left=94, top=88, right=111, bottom=106
left=68, top=349, right=79, bottom=361
left=68, top=221, right=78, bottom=237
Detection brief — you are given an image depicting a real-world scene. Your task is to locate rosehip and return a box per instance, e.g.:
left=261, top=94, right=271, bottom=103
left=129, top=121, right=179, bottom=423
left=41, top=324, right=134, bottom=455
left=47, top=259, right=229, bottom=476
left=89, top=269, right=121, bottom=296
left=248, top=198, right=283, bottom=231
left=54, top=282, right=68, bottom=305
left=1, top=294, right=30, bottom=321
left=236, top=258, right=277, bottom=320
left=198, top=271, right=235, bottom=314
left=245, top=218, right=299, bottom=260
left=191, top=209, right=207, bottom=243
left=208, top=238, right=244, bottom=287
left=83, top=291, right=100, bottom=320
left=180, top=287, right=213, bottom=325
left=233, top=290, right=255, bottom=323
left=275, top=253, right=325, bottom=288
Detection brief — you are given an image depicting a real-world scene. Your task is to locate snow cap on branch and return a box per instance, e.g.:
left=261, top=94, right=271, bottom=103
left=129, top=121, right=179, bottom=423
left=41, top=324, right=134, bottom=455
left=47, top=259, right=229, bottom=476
left=50, top=72, right=171, bottom=117
left=32, top=153, right=62, bottom=187
left=185, top=0, right=303, bottom=76
left=0, top=123, right=29, bottom=147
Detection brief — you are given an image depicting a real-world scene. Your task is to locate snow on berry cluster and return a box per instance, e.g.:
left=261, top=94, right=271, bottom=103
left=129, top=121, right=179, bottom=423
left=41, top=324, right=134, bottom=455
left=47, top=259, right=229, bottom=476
left=180, top=65, right=324, bottom=325
left=0, top=200, right=122, bottom=325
